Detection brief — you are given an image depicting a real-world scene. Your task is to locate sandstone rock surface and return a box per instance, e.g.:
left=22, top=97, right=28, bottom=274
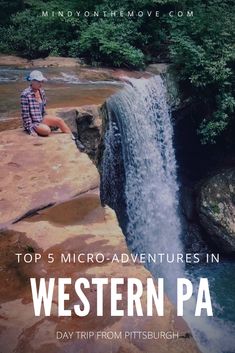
left=0, top=129, right=99, bottom=227
left=0, top=128, right=200, bottom=353
left=0, top=117, right=21, bottom=132
left=32, top=56, right=82, bottom=68
left=0, top=55, right=81, bottom=68
left=197, top=169, right=235, bottom=253
left=0, top=54, right=30, bottom=67
left=0, top=54, right=153, bottom=81
left=1, top=189, right=200, bottom=353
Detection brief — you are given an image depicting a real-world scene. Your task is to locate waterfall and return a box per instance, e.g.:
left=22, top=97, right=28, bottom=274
left=100, top=75, right=235, bottom=353
left=101, top=76, right=183, bottom=290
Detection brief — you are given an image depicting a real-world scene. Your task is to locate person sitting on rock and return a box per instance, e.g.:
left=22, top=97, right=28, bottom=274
left=20, top=70, right=72, bottom=137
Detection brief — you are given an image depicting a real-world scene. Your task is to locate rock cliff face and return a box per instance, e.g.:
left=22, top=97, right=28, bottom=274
left=53, top=105, right=102, bottom=160
left=0, top=126, right=200, bottom=353
left=197, top=169, right=235, bottom=253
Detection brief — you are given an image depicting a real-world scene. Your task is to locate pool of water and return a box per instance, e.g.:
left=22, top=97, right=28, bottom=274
left=187, top=260, right=235, bottom=323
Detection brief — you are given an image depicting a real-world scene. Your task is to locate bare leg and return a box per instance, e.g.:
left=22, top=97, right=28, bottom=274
left=34, top=123, right=51, bottom=136
left=42, top=116, right=71, bottom=133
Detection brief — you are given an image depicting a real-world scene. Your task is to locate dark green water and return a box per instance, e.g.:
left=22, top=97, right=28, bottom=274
left=188, top=260, right=235, bottom=323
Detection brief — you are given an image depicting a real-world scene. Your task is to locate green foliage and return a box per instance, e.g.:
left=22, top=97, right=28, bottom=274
left=0, top=0, right=234, bottom=145
left=165, top=0, right=235, bottom=144
left=1, top=6, right=79, bottom=59
left=0, top=0, right=24, bottom=25
left=78, top=20, right=144, bottom=68
left=3, top=10, right=49, bottom=58
left=198, top=92, right=235, bottom=144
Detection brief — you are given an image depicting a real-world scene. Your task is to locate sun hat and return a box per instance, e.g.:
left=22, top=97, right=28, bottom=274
left=27, top=70, right=47, bottom=82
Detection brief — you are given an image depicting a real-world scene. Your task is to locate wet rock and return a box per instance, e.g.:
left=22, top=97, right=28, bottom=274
left=197, top=169, right=235, bottom=253
left=181, top=222, right=209, bottom=257
left=178, top=187, right=209, bottom=256
left=180, top=186, right=196, bottom=222
left=146, top=63, right=169, bottom=75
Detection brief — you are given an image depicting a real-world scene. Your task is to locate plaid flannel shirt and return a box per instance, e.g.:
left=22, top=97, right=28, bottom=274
left=20, top=86, right=47, bottom=134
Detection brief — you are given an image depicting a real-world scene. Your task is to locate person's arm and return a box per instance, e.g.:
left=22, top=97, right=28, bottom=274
left=20, top=93, right=36, bottom=135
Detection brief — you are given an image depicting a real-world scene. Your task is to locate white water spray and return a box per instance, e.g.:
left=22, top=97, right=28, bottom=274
left=101, top=75, right=235, bottom=353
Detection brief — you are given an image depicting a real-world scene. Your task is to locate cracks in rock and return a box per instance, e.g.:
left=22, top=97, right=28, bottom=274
left=12, top=202, right=56, bottom=224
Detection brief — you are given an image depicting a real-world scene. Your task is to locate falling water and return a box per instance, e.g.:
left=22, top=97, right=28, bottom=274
left=100, top=75, right=235, bottom=353
left=101, top=76, right=183, bottom=290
